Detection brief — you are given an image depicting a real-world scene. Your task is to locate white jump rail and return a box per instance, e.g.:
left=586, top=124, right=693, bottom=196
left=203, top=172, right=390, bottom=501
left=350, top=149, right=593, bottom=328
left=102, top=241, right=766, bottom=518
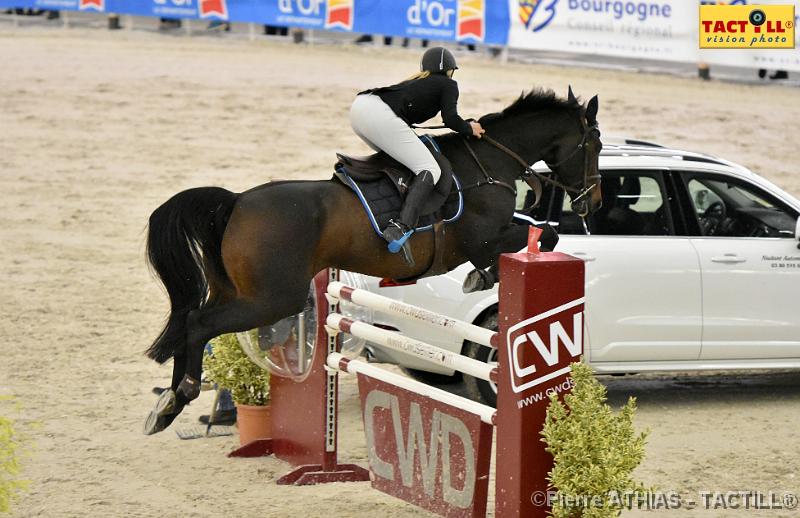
left=326, top=313, right=497, bottom=383
left=326, top=281, right=497, bottom=348
left=327, top=352, right=496, bottom=425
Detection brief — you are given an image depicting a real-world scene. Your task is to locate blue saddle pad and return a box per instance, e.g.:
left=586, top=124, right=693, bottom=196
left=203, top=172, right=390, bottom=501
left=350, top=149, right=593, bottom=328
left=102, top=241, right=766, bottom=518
left=337, top=168, right=464, bottom=237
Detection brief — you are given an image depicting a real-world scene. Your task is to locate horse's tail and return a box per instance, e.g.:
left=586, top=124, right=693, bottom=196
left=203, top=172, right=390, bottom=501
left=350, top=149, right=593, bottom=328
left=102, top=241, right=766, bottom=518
left=145, top=187, right=238, bottom=363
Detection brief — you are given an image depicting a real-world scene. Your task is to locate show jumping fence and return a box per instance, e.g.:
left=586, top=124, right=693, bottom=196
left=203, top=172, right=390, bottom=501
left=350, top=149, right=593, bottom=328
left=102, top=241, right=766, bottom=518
left=231, top=242, right=586, bottom=518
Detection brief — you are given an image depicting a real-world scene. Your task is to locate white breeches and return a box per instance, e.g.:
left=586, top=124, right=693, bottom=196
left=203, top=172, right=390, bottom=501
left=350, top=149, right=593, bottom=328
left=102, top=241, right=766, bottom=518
left=349, top=94, right=442, bottom=183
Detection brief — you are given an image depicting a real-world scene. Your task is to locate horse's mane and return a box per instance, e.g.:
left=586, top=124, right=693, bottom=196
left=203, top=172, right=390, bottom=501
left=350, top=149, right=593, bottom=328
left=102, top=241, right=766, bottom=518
left=478, top=88, right=580, bottom=125
left=434, top=88, right=581, bottom=146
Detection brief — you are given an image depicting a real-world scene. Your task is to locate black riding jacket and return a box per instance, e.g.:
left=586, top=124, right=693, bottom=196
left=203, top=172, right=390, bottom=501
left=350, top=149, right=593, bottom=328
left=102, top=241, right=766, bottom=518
left=360, top=74, right=472, bottom=137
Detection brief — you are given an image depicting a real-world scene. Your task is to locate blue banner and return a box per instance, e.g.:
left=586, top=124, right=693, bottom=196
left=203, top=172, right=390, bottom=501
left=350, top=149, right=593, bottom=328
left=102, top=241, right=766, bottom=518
left=0, top=0, right=509, bottom=45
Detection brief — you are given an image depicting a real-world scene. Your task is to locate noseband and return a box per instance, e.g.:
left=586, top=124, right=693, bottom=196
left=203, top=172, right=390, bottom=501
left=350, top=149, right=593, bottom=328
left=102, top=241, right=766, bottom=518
left=550, top=128, right=601, bottom=217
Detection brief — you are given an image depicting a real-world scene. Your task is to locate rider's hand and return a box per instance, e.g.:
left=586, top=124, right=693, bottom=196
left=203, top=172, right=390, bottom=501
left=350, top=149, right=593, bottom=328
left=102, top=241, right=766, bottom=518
left=470, top=121, right=485, bottom=138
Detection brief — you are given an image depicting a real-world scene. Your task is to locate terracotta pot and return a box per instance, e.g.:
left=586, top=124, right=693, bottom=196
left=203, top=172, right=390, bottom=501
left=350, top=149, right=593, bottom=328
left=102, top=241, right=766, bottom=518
left=235, top=403, right=272, bottom=446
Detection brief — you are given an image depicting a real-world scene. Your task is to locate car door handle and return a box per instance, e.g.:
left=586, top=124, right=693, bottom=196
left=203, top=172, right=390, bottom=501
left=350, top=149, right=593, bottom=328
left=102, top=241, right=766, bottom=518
left=711, top=254, right=747, bottom=264
left=570, top=252, right=596, bottom=262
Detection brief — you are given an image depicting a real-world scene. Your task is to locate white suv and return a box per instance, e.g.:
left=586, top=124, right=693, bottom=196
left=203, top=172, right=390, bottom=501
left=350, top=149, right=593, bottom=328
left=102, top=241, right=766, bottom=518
left=348, top=140, right=800, bottom=407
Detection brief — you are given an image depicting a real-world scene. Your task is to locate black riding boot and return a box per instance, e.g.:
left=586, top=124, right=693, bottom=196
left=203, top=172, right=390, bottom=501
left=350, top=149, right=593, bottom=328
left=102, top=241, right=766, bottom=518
left=383, top=170, right=436, bottom=267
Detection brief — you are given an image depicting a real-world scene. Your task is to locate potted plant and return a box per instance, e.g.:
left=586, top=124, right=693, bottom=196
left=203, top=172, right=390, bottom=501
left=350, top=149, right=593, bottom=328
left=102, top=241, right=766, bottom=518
left=1, top=397, right=26, bottom=514
left=541, top=362, right=649, bottom=518
left=203, top=333, right=271, bottom=445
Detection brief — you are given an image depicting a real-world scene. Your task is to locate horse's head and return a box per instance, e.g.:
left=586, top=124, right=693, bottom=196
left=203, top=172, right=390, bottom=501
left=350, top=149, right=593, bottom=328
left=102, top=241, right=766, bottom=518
left=544, top=86, right=603, bottom=217
left=477, top=87, right=603, bottom=217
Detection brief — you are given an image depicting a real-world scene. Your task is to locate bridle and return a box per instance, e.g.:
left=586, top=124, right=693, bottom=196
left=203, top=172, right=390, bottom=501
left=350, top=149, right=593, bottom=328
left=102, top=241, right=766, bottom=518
left=461, top=121, right=600, bottom=216
left=481, top=125, right=598, bottom=195
left=542, top=120, right=601, bottom=195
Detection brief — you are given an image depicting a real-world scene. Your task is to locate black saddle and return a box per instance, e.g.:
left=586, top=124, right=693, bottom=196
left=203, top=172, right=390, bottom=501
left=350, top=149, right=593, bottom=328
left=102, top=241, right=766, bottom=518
left=333, top=136, right=456, bottom=222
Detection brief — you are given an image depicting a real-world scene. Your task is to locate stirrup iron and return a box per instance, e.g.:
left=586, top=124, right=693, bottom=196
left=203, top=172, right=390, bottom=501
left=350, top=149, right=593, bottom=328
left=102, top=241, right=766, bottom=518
left=388, top=229, right=415, bottom=253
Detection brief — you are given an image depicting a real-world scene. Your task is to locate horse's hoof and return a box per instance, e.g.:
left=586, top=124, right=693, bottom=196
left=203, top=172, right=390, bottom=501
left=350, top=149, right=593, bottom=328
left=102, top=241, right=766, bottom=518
left=462, top=269, right=493, bottom=293
left=143, top=388, right=179, bottom=435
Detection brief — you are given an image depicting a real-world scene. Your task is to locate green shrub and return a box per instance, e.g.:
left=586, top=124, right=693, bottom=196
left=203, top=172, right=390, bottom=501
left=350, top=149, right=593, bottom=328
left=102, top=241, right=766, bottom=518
left=1, top=398, right=26, bottom=514
left=541, top=362, right=648, bottom=518
left=203, top=334, right=271, bottom=406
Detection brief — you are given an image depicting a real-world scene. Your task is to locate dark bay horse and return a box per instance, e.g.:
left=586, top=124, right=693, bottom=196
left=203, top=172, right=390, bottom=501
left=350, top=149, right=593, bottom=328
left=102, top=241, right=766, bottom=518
left=143, top=87, right=602, bottom=434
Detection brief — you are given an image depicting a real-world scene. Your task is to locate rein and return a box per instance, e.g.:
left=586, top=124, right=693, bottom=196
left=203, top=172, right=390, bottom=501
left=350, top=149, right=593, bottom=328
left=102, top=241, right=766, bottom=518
left=479, top=135, right=583, bottom=196
left=411, top=123, right=515, bottom=196
left=458, top=138, right=517, bottom=196
left=411, top=123, right=600, bottom=204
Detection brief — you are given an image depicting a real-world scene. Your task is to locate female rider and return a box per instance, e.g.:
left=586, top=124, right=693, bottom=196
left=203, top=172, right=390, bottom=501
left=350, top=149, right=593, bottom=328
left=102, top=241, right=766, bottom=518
left=349, top=47, right=484, bottom=266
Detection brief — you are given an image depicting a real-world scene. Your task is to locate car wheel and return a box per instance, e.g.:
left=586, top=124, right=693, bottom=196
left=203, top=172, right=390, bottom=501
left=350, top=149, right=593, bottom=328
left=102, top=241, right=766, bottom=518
left=462, top=309, right=498, bottom=408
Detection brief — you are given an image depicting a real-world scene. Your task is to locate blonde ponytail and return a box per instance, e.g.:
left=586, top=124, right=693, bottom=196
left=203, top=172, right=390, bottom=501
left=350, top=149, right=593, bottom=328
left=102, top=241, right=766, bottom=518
left=404, top=70, right=431, bottom=81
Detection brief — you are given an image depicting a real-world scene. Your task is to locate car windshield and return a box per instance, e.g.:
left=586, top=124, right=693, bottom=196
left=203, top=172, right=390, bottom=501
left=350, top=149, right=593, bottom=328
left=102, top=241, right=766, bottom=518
left=689, top=178, right=777, bottom=213
left=687, top=176, right=797, bottom=237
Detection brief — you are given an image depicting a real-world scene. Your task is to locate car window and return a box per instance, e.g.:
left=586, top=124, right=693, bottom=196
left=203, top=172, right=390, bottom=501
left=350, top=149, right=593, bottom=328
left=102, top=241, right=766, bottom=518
left=685, top=176, right=797, bottom=238
left=515, top=183, right=532, bottom=212
left=687, top=180, right=724, bottom=214
left=515, top=172, right=673, bottom=236
left=560, top=173, right=671, bottom=236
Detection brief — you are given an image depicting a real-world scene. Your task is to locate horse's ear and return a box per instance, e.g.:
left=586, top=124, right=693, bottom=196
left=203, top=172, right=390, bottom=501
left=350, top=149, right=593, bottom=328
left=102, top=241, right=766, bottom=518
left=567, top=85, right=577, bottom=104
left=586, top=95, right=599, bottom=124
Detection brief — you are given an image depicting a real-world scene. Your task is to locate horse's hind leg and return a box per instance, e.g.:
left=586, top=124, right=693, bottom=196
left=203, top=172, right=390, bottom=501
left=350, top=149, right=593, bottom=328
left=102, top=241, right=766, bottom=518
left=177, top=288, right=311, bottom=401
left=145, top=291, right=307, bottom=436
left=176, top=299, right=268, bottom=400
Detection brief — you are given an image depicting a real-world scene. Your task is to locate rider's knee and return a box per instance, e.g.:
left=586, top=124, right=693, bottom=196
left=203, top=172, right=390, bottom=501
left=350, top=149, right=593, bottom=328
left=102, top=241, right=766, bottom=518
left=422, top=164, right=441, bottom=183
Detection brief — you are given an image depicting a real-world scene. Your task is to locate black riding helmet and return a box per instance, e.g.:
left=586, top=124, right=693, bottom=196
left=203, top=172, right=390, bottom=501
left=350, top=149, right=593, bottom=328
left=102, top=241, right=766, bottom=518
left=421, top=47, right=458, bottom=74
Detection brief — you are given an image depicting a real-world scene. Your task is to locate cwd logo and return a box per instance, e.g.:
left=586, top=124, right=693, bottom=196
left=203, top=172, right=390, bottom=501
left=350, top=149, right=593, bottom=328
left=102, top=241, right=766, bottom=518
left=518, top=0, right=559, bottom=32
left=79, top=0, right=104, bottom=12
left=505, top=298, right=584, bottom=394
left=356, top=373, right=492, bottom=516
left=456, top=0, right=485, bottom=41
left=199, top=0, right=228, bottom=19
left=325, top=0, right=354, bottom=30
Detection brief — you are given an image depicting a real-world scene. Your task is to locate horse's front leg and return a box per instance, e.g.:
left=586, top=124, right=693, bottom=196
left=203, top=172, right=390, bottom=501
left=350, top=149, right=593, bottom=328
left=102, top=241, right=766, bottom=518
left=462, top=223, right=558, bottom=293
